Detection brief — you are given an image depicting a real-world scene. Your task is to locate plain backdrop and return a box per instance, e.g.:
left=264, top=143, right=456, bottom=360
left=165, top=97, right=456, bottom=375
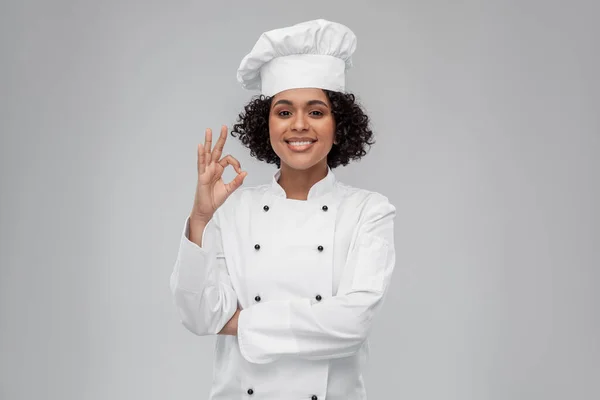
left=1, top=0, right=598, bottom=399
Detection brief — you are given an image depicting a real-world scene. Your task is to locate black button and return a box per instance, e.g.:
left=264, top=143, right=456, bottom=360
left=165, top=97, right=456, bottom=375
left=263, top=205, right=269, bottom=211
left=322, top=205, right=328, bottom=211
left=247, top=388, right=254, bottom=395
left=317, top=245, right=324, bottom=252
left=255, top=295, right=261, bottom=302
left=312, top=396, right=318, bottom=400
left=315, top=294, right=322, bottom=301
left=254, top=244, right=260, bottom=250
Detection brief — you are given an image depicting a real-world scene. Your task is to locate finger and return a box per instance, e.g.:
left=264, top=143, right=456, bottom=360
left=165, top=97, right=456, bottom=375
left=224, top=171, right=247, bottom=194
left=211, top=125, right=228, bottom=163
left=204, top=128, right=213, bottom=164
left=218, top=154, right=242, bottom=174
left=197, top=143, right=206, bottom=175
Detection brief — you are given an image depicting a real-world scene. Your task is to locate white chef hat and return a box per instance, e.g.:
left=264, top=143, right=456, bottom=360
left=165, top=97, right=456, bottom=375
left=236, top=19, right=357, bottom=97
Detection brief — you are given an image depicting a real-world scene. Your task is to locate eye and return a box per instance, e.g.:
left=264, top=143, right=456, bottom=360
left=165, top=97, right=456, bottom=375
left=309, top=110, right=324, bottom=116
left=278, top=110, right=291, bottom=117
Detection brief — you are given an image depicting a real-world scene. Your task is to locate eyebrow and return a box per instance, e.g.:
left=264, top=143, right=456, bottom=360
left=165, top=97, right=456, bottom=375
left=272, top=99, right=329, bottom=108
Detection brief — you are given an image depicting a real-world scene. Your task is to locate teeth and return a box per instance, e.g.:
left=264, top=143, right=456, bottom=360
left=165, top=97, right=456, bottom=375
left=289, top=141, right=313, bottom=146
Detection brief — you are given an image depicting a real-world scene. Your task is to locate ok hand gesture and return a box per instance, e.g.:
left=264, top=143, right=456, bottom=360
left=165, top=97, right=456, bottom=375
left=190, top=125, right=247, bottom=222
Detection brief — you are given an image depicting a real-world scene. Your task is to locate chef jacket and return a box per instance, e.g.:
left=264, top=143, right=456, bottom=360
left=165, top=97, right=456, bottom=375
left=170, top=165, right=396, bottom=400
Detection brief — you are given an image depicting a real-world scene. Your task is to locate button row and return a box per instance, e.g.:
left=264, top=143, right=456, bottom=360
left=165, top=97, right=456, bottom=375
left=262, top=205, right=329, bottom=212
left=254, top=244, right=325, bottom=251
left=254, top=294, right=322, bottom=302
left=246, top=388, right=318, bottom=399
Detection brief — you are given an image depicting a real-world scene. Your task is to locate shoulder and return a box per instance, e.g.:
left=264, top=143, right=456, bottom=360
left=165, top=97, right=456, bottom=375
left=333, top=181, right=396, bottom=243
left=334, top=180, right=396, bottom=216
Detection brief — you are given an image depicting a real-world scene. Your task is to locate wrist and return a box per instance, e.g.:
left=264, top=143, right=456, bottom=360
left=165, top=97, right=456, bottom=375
left=189, top=213, right=212, bottom=226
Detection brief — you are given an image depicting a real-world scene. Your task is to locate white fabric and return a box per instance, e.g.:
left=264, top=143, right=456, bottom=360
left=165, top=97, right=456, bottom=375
left=170, top=166, right=396, bottom=400
left=237, top=19, right=357, bottom=96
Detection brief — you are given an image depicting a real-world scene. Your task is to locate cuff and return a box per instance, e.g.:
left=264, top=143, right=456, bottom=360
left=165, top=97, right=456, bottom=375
left=175, top=217, right=213, bottom=293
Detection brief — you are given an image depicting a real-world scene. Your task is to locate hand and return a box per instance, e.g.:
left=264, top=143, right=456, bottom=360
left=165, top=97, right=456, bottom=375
left=218, top=306, right=241, bottom=336
left=191, top=125, right=248, bottom=222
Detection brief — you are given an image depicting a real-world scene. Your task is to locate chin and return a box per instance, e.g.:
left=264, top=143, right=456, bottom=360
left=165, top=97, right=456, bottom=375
left=274, top=143, right=331, bottom=171
left=278, top=156, right=328, bottom=171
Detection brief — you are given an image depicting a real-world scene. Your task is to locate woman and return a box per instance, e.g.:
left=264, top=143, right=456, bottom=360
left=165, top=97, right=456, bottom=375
left=170, top=19, right=396, bottom=400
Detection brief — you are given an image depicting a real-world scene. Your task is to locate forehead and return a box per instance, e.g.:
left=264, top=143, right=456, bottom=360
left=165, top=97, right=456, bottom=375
left=271, top=87, right=328, bottom=103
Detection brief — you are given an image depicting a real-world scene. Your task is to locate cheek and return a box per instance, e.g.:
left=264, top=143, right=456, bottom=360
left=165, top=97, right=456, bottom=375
left=320, top=117, right=336, bottom=143
left=268, top=115, right=284, bottom=134
left=267, top=116, right=277, bottom=142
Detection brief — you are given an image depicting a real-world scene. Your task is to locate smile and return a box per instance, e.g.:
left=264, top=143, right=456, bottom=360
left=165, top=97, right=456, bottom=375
left=286, top=140, right=316, bottom=152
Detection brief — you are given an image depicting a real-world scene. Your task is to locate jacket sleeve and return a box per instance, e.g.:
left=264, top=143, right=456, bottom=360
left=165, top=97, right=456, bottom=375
left=170, top=210, right=238, bottom=336
left=237, top=193, right=396, bottom=364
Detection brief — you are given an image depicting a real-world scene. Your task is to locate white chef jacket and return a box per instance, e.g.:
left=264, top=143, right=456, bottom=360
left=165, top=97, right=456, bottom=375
left=170, top=165, right=396, bottom=400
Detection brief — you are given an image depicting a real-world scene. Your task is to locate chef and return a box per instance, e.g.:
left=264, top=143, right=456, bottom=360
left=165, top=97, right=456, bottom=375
left=170, top=18, right=397, bottom=400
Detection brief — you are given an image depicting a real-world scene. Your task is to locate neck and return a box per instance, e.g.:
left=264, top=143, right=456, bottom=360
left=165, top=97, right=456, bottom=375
left=277, top=161, right=328, bottom=200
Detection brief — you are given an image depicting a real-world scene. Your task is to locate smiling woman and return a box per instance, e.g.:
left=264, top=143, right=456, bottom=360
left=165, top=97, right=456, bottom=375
left=170, top=18, right=396, bottom=400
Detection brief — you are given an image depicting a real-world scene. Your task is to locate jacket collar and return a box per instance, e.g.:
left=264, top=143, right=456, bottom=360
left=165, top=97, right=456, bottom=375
left=270, top=165, right=336, bottom=199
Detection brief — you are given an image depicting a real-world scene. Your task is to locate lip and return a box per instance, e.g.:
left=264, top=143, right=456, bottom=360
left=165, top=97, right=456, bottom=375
left=285, top=137, right=317, bottom=142
left=286, top=139, right=317, bottom=152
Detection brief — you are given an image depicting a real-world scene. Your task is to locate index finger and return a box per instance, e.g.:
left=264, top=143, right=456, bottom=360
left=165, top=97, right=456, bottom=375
left=211, top=125, right=228, bottom=162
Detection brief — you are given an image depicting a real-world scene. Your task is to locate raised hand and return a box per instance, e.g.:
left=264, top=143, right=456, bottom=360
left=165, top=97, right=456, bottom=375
left=190, top=125, right=247, bottom=222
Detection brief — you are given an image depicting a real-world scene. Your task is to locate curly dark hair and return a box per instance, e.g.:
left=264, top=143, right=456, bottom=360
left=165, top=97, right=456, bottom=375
left=230, top=89, right=375, bottom=169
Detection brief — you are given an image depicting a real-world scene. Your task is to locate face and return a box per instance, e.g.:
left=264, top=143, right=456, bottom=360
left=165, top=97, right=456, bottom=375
left=268, top=88, right=336, bottom=172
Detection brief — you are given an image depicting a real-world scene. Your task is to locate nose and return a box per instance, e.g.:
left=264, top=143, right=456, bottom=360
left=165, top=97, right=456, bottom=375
left=291, top=113, right=309, bottom=131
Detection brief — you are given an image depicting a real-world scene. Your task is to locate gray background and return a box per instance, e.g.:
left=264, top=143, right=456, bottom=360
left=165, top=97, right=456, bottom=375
left=1, top=0, right=598, bottom=399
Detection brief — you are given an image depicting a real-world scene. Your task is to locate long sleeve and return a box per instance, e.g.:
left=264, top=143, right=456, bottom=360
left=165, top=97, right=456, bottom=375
left=237, top=193, right=396, bottom=364
left=170, top=210, right=238, bottom=336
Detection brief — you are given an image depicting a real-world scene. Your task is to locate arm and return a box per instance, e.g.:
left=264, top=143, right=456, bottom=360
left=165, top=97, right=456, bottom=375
left=170, top=210, right=239, bottom=336
left=237, top=193, right=396, bottom=364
